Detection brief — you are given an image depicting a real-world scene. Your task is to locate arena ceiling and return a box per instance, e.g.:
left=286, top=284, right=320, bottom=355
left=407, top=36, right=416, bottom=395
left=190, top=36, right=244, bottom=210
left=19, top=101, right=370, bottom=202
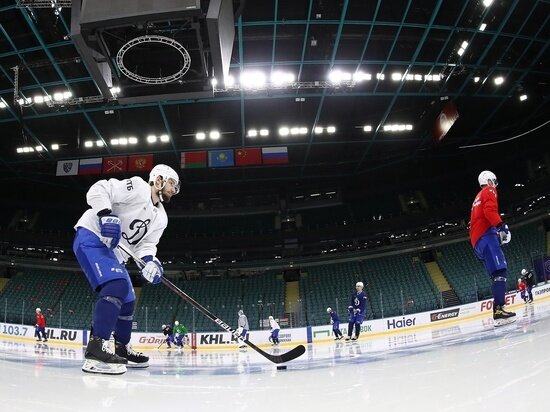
left=0, top=0, right=548, bottom=194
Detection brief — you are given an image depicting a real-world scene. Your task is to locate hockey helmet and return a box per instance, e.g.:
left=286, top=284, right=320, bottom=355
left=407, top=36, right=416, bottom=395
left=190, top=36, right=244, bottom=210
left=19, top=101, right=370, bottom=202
left=356, top=281, right=364, bottom=289
left=35, top=308, right=41, bottom=313
left=162, top=324, right=166, bottom=329
left=268, top=315, right=274, bottom=320
left=238, top=309, right=244, bottom=316
left=478, top=170, right=498, bottom=187
left=149, top=164, right=180, bottom=195
left=518, top=278, right=522, bottom=282
left=521, top=269, right=527, bottom=276
left=326, top=307, right=332, bottom=313
left=174, top=320, right=179, bottom=326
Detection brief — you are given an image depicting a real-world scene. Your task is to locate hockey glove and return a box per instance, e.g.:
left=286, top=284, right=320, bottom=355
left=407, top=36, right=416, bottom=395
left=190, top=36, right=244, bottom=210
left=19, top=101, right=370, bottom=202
left=141, top=255, right=163, bottom=284
left=497, top=224, right=511, bottom=245
left=98, top=213, right=121, bottom=249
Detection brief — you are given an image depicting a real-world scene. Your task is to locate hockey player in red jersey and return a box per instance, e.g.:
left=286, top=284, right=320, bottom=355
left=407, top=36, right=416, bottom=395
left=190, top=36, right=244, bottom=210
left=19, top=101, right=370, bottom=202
left=470, top=170, right=516, bottom=326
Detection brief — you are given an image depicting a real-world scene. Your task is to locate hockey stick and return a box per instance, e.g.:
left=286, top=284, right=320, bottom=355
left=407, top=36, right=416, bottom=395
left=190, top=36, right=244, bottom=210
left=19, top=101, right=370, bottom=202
left=157, top=339, right=165, bottom=349
left=117, top=244, right=305, bottom=364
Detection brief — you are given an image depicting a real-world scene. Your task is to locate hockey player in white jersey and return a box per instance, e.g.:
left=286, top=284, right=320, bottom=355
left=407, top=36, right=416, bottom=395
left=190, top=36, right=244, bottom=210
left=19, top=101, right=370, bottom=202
left=73, top=164, right=180, bottom=374
left=236, top=309, right=249, bottom=348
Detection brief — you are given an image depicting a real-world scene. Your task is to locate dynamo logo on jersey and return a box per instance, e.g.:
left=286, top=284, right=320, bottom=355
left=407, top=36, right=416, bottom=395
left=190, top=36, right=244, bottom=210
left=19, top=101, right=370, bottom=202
left=122, top=218, right=151, bottom=245
left=354, top=297, right=360, bottom=306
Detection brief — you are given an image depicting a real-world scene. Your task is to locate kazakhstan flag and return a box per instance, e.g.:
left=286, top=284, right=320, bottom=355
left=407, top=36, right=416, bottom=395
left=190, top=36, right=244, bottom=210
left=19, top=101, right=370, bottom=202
left=208, top=149, right=235, bottom=168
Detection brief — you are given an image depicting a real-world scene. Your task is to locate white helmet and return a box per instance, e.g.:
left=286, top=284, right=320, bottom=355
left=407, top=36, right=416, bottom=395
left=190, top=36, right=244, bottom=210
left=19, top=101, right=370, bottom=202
left=478, top=170, right=498, bottom=187
left=174, top=320, right=179, bottom=326
left=521, top=269, right=527, bottom=276
left=326, top=307, right=332, bottom=313
left=149, top=164, right=180, bottom=199
left=268, top=315, right=274, bottom=320
left=356, top=282, right=364, bottom=289
left=518, top=278, right=522, bottom=282
left=162, top=324, right=166, bottom=329
left=238, top=309, right=244, bottom=316
left=36, top=308, right=41, bottom=313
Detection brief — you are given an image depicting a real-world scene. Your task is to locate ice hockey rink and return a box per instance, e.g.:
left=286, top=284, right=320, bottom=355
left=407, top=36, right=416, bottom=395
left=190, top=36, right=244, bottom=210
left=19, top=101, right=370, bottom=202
left=0, top=297, right=548, bottom=412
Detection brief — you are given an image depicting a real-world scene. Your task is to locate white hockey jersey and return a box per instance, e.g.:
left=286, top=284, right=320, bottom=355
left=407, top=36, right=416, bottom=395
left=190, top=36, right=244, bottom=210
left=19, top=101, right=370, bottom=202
left=269, top=318, right=280, bottom=331
left=75, top=176, right=168, bottom=262
left=238, top=313, right=249, bottom=330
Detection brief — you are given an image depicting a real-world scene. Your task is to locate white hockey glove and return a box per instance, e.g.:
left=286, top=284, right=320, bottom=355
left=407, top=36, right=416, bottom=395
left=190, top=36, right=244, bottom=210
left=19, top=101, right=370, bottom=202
left=236, top=327, right=243, bottom=335
left=141, top=256, right=163, bottom=284
left=497, top=224, right=511, bottom=245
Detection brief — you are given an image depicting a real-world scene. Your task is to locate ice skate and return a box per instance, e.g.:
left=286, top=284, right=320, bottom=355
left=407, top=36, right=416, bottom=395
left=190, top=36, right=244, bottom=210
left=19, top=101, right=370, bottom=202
left=493, top=305, right=516, bottom=327
left=345, top=335, right=351, bottom=341
left=351, top=335, right=358, bottom=341
left=82, top=336, right=127, bottom=375
left=115, top=341, right=149, bottom=368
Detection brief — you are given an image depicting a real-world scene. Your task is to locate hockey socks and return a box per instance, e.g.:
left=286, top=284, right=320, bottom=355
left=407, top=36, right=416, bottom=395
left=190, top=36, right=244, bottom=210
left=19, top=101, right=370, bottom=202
left=491, top=270, right=507, bottom=307
left=93, top=279, right=129, bottom=340
left=114, top=301, right=134, bottom=345
left=354, top=323, right=361, bottom=339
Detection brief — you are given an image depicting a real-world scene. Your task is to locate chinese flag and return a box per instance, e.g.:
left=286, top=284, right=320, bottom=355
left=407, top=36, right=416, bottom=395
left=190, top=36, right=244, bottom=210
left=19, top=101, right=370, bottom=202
left=102, top=156, right=128, bottom=174
left=128, top=154, right=153, bottom=172
left=235, top=147, right=262, bottom=166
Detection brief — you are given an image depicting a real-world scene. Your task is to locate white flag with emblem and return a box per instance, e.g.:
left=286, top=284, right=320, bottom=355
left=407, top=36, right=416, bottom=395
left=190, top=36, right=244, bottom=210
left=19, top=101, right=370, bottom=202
left=56, top=159, right=79, bottom=176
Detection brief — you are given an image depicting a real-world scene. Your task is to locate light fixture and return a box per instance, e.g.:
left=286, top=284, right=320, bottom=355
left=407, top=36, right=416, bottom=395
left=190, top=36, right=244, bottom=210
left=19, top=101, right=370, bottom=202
left=479, top=23, right=487, bottom=31
left=16, top=148, right=23, bottom=153
left=240, top=71, right=266, bottom=88
left=474, top=76, right=480, bottom=83
left=211, top=78, right=218, bottom=87
left=519, top=94, right=527, bottom=101
left=271, top=71, right=295, bottom=85
left=363, top=125, right=372, bottom=132
left=483, top=0, right=493, bottom=7
left=376, top=73, right=385, bottom=80
left=432, top=74, right=441, bottom=81
left=118, top=138, right=128, bottom=145
left=51, top=144, right=59, bottom=150
left=84, top=141, right=93, bottom=148
left=128, top=137, right=138, bottom=144
left=96, top=140, right=104, bottom=147
left=209, top=130, right=220, bottom=140
left=326, top=126, right=336, bottom=134
left=53, top=92, right=64, bottom=101
left=0, top=101, right=6, bottom=108
left=391, top=72, right=402, bottom=81
left=290, top=127, right=300, bottom=135
left=224, top=75, right=235, bottom=88
left=111, top=139, right=119, bottom=145
left=259, top=129, right=269, bottom=137
left=352, top=71, right=371, bottom=82
left=279, top=127, right=290, bottom=136
left=110, top=86, right=121, bottom=94
left=299, top=127, right=308, bottom=135
left=457, top=48, right=465, bottom=56
left=414, top=74, right=422, bottom=81
left=147, top=135, right=157, bottom=143
left=328, top=70, right=351, bottom=84
left=63, top=91, right=72, bottom=99
left=160, top=134, right=170, bottom=142
left=35, top=146, right=43, bottom=152
left=34, top=95, right=44, bottom=104
left=314, top=127, right=324, bottom=134
left=247, top=129, right=258, bottom=138
left=494, top=76, right=504, bottom=85
left=196, top=132, right=206, bottom=140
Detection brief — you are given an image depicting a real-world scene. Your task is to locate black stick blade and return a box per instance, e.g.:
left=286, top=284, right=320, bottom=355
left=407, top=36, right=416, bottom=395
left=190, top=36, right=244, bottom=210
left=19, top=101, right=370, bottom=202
left=245, top=341, right=306, bottom=364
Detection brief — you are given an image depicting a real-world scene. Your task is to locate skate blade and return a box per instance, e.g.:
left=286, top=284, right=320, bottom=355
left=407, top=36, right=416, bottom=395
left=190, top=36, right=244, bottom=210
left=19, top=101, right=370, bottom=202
left=126, top=361, right=149, bottom=369
left=493, top=317, right=517, bottom=327
left=82, top=359, right=127, bottom=375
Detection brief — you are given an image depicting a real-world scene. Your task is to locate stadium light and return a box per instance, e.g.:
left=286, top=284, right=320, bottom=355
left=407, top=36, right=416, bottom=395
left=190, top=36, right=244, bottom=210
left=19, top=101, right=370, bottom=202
left=519, top=94, right=527, bottom=101
left=240, top=71, right=266, bottom=89
left=479, top=23, right=487, bottom=31
left=328, top=70, right=351, bottom=84
left=494, top=76, right=504, bottom=85
left=314, top=127, right=324, bottom=134
left=147, top=135, right=157, bottom=143
left=376, top=73, right=385, bottom=80
left=0, top=101, right=6, bottom=108
left=84, top=141, right=93, bottom=148
left=196, top=132, right=206, bottom=141
left=474, top=76, right=480, bottom=83
left=327, top=126, right=336, bottom=134
left=247, top=129, right=258, bottom=138
left=16, top=148, right=23, bottom=153
left=119, top=138, right=128, bottom=145
left=35, top=146, right=43, bottom=152
left=51, top=144, right=59, bottom=150
left=128, top=137, right=138, bottom=144
left=290, top=127, right=300, bottom=135
left=111, top=139, right=119, bottom=145
left=483, top=0, right=493, bottom=7
left=271, top=71, right=295, bottom=85
left=279, top=127, right=290, bottom=136
left=160, top=134, right=170, bottom=142
left=34, top=95, right=44, bottom=104
left=211, top=78, right=218, bottom=87
left=363, top=125, right=372, bottom=132
left=391, top=72, right=402, bottom=81
left=209, top=130, right=220, bottom=140
left=299, top=127, right=308, bottom=135
left=352, top=71, right=371, bottom=82
left=96, top=140, right=104, bottom=147
left=259, top=129, right=269, bottom=137
left=63, top=91, right=72, bottom=99
left=53, top=92, right=64, bottom=101
left=224, top=75, right=235, bottom=88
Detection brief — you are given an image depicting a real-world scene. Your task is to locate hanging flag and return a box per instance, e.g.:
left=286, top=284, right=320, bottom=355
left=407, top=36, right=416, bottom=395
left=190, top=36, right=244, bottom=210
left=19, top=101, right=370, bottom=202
left=262, top=147, right=288, bottom=164
left=128, top=154, right=153, bottom=172
left=56, top=159, right=79, bottom=176
left=181, top=151, right=207, bottom=168
left=208, top=149, right=235, bottom=168
left=79, top=158, right=103, bottom=175
left=235, top=147, right=262, bottom=166
left=433, top=101, right=459, bottom=144
left=102, top=156, right=128, bottom=174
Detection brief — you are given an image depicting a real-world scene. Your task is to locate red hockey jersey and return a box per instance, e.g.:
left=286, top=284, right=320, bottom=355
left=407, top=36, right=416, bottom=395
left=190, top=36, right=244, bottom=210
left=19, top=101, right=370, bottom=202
left=469, top=185, right=503, bottom=247
left=36, top=312, right=46, bottom=328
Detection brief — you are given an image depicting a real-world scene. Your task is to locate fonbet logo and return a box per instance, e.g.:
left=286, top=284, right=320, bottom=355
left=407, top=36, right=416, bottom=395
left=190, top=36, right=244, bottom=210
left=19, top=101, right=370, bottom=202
left=430, top=308, right=460, bottom=322
left=387, top=316, right=416, bottom=330
left=480, top=295, right=516, bottom=312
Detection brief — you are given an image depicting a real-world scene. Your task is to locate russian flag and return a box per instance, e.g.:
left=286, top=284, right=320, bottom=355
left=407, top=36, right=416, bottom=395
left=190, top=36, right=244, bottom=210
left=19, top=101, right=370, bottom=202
left=79, top=158, right=103, bottom=175
left=261, top=147, right=288, bottom=165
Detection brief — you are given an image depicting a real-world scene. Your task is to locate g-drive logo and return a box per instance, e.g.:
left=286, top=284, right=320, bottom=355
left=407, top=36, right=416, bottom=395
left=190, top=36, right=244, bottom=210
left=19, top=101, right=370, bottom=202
left=430, top=308, right=460, bottom=322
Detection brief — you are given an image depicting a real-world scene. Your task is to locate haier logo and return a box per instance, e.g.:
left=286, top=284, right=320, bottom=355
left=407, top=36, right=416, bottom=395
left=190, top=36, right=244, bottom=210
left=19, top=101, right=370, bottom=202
left=387, top=317, right=416, bottom=330
left=430, top=308, right=460, bottom=322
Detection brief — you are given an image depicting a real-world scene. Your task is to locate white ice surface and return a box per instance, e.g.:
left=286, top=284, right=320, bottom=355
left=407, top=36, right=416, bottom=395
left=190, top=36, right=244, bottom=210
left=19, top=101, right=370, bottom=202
left=1, top=299, right=549, bottom=412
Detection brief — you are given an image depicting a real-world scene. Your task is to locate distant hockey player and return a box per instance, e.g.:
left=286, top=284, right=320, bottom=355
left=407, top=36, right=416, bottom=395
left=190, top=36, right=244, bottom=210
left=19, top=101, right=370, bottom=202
left=268, top=316, right=280, bottom=345
left=521, top=268, right=536, bottom=303
left=73, top=164, right=180, bottom=374
left=469, top=170, right=516, bottom=326
left=326, top=307, right=343, bottom=340
left=35, top=308, right=47, bottom=342
left=517, top=278, right=527, bottom=303
left=173, top=320, right=188, bottom=349
left=237, top=309, right=249, bottom=348
left=345, top=282, right=367, bottom=341
left=162, top=324, right=174, bottom=348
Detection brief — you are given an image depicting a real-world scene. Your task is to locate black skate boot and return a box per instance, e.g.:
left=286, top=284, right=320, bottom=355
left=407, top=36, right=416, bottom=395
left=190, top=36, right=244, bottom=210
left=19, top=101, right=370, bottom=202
left=82, top=335, right=127, bottom=375
left=115, top=341, right=149, bottom=368
left=493, top=305, right=516, bottom=327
